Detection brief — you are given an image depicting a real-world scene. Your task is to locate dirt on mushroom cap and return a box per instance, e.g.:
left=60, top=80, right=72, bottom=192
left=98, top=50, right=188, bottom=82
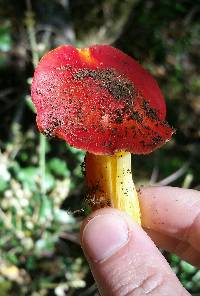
left=31, top=45, right=174, bottom=155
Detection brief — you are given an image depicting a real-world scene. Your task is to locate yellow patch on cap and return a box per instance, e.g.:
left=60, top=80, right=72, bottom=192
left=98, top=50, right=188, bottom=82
left=77, top=48, right=95, bottom=64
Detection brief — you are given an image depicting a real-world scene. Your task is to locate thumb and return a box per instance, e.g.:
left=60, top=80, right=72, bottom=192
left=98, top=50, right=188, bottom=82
left=80, top=208, right=189, bottom=296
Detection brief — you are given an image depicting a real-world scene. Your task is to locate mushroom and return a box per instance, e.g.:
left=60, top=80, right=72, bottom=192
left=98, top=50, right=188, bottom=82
left=31, top=45, right=174, bottom=223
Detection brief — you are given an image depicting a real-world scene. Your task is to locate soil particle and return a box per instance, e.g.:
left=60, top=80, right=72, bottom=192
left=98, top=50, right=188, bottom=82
left=142, top=100, right=159, bottom=121
left=72, top=68, right=135, bottom=103
left=42, top=117, right=63, bottom=137
left=152, top=135, right=162, bottom=145
left=85, top=183, right=111, bottom=210
left=129, top=111, right=143, bottom=123
left=56, top=64, right=72, bottom=71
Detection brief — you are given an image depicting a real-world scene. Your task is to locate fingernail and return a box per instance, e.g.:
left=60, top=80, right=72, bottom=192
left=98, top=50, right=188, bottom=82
left=82, top=214, right=129, bottom=262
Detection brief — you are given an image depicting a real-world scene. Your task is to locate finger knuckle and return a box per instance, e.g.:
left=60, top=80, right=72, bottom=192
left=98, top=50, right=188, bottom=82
left=187, top=207, right=200, bottom=247
left=113, top=272, right=164, bottom=296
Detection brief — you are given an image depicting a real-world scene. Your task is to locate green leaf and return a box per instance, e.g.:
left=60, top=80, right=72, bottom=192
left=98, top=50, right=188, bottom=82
left=0, top=178, right=8, bottom=192
left=35, top=233, right=57, bottom=256
left=66, top=144, right=85, bottom=161
left=54, top=209, right=74, bottom=224
left=25, top=95, right=36, bottom=113
left=5, top=253, right=19, bottom=265
left=17, top=166, right=39, bottom=191
left=26, top=256, right=37, bottom=270
left=43, top=173, right=55, bottom=192
left=0, top=25, right=12, bottom=52
left=180, top=260, right=197, bottom=274
left=38, top=195, right=53, bottom=221
left=17, top=167, right=55, bottom=192
left=192, top=271, right=200, bottom=286
left=170, top=254, right=180, bottom=265
left=48, top=158, right=70, bottom=178
left=0, top=279, right=12, bottom=296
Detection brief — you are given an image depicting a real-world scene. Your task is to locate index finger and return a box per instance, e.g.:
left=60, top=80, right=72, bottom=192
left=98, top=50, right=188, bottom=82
left=139, top=186, right=200, bottom=263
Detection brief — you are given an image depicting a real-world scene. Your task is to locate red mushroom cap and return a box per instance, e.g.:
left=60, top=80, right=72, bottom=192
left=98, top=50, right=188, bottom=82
left=31, top=45, right=174, bottom=155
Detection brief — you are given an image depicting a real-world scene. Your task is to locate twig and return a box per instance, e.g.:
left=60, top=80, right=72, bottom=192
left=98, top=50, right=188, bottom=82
left=194, top=185, right=200, bottom=191
left=25, top=0, right=46, bottom=197
left=39, top=134, right=46, bottom=196
left=182, top=173, right=193, bottom=189
left=60, top=232, right=80, bottom=245
left=81, top=283, right=98, bottom=296
left=0, top=88, right=14, bottom=100
left=150, top=165, right=159, bottom=184
left=156, top=163, right=189, bottom=186
left=183, top=5, right=199, bottom=27
left=25, top=0, right=39, bottom=68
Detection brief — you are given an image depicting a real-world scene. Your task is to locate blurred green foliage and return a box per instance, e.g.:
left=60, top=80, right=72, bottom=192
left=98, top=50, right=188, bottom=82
left=0, top=0, right=200, bottom=295
left=0, top=22, right=12, bottom=52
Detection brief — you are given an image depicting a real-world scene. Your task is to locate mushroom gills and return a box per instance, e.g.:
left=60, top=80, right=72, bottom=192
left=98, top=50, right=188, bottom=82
left=85, top=151, right=141, bottom=223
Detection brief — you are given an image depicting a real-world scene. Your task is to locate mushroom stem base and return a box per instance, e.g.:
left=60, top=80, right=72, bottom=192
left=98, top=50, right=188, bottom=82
left=85, top=151, right=141, bottom=223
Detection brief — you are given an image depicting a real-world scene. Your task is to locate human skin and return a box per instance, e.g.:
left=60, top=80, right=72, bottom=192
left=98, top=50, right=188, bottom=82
left=80, top=186, right=200, bottom=295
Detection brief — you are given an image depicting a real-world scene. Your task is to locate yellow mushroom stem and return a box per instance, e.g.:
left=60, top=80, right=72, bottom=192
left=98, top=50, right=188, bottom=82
left=85, top=151, right=141, bottom=224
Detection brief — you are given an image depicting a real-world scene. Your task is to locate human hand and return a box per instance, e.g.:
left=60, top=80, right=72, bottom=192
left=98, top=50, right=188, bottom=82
left=80, top=186, right=200, bottom=295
